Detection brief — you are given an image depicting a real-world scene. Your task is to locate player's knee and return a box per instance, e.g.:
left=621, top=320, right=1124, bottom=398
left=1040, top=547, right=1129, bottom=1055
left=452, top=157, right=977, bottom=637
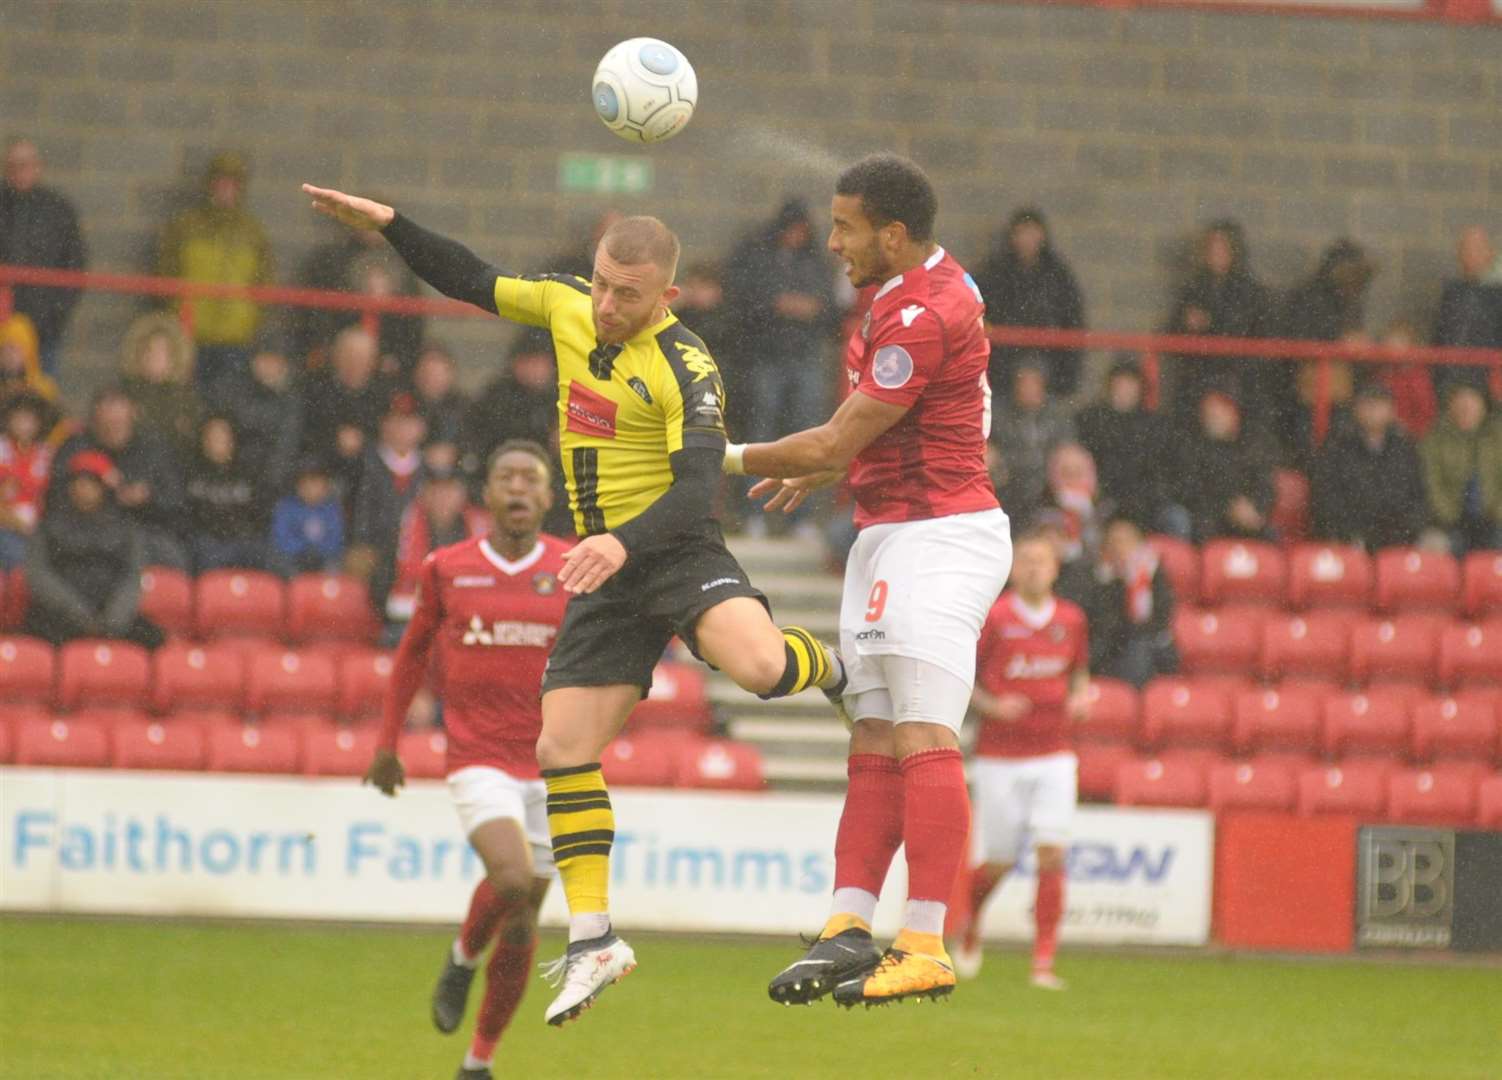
left=849, top=717, right=895, bottom=756
left=487, top=866, right=533, bottom=908
left=499, top=915, right=537, bottom=948
left=534, top=730, right=575, bottom=771
left=1035, top=845, right=1067, bottom=874
left=729, top=638, right=788, bottom=696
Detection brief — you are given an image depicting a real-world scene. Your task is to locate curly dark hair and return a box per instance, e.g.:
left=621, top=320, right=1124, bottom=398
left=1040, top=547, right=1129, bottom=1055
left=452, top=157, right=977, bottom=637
left=835, top=153, right=937, bottom=242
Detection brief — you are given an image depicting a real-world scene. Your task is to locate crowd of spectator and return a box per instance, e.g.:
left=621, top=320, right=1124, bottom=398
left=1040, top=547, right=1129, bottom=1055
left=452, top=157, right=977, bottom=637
left=2, top=136, right=1500, bottom=686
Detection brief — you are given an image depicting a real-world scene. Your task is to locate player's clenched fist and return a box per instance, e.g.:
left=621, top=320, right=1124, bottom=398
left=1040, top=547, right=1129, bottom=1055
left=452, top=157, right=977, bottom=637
left=363, top=748, right=406, bottom=796
left=559, top=533, right=629, bottom=594
left=301, top=183, right=395, bottom=231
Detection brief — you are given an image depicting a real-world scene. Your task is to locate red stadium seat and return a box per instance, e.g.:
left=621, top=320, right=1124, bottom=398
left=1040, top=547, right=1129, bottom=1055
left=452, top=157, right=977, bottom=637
left=1437, top=619, right=1502, bottom=689
left=1077, top=742, right=1136, bottom=802
left=67, top=705, right=150, bottom=730
left=1477, top=775, right=1502, bottom=829
left=1148, top=534, right=1199, bottom=604
left=1259, top=611, right=1355, bottom=684
left=206, top=724, right=302, bottom=774
left=1461, top=551, right=1502, bottom=618
left=1285, top=543, right=1372, bottom=610
left=245, top=648, right=338, bottom=717
left=138, top=566, right=193, bottom=637
left=1410, top=695, right=1498, bottom=764
left=1246, top=749, right=1321, bottom=773
left=1297, top=762, right=1392, bottom=817
left=337, top=650, right=395, bottom=720
left=600, top=732, right=684, bottom=787
left=1232, top=685, right=1325, bottom=757
left=1114, top=757, right=1207, bottom=808
left=0, top=716, right=10, bottom=763
left=1348, top=615, right=1444, bottom=686
left=286, top=574, right=378, bottom=643
left=151, top=641, right=246, bottom=715
left=397, top=728, right=449, bottom=780
left=1078, top=678, right=1139, bottom=744
left=1174, top=606, right=1264, bottom=676
left=194, top=570, right=287, bottom=640
left=1200, top=539, right=1286, bottom=608
left=1387, top=767, right=1479, bottom=825
left=1140, top=677, right=1233, bottom=751
left=674, top=738, right=764, bottom=790
left=303, top=726, right=381, bottom=777
left=1322, top=690, right=1412, bottom=759
left=13, top=716, right=110, bottom=768
left=1270, top=469, right=1310, bottom=544
left=1208, top=760, right=1297, bottom=813
left=628, top=662, right=713, bottom=733
left=166, top=707, right=240, bottom=731
left=1374, top=548, right=1460, bottom=613
left=111, top=718, right=208, bottom=772
left=56, top=640, right=151, bottom=710
left=0, top=635, right=54, bottom=704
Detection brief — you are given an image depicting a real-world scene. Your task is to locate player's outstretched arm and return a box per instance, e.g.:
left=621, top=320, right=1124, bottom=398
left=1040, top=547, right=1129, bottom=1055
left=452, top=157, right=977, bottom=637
left=728, top=390, right=908, bottom=480
left=302, top=182, right=502, bottom=315
left=366, top=557, right=443, bottom=795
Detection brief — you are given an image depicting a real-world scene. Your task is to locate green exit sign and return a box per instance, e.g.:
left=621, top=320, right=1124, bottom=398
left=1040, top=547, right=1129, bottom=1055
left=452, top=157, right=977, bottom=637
left=558, top=153, right=655, bottom=195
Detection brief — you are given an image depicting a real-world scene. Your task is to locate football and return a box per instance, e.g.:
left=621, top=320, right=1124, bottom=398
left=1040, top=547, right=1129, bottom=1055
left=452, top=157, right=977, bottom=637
left=591, top=37, right=697, bottom=144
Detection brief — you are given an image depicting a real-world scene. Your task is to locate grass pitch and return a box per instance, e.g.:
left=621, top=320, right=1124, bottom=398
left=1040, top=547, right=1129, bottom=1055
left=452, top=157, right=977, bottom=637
left=1, top=917, right=1496, bottom=1080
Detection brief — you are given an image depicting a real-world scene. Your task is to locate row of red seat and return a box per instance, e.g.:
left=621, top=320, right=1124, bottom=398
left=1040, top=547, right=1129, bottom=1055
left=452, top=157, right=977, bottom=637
left=1102, top=753, right=1500, bottom=829
left=0, top=569, right=379, bottom=643
left=1175, top=608, right=1501, bottom=688
left=1151, top=539, right=1501, bottom=616
left=0, top=636, right=713, bottom=730
left=0, top=717, right=765, bottom=791
left=1082, top=677, right=1501, bottom=764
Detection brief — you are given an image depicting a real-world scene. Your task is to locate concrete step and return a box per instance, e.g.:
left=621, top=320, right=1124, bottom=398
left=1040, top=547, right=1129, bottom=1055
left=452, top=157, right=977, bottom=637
left=709, top=678, right=834, bottom=714
left=727, top=715, right=849, bottom=751
left=749, top=573, right=844, bottom=606
left=762, top=757, right=850, bottom=790
left=724, top=534, right=829, bottom=576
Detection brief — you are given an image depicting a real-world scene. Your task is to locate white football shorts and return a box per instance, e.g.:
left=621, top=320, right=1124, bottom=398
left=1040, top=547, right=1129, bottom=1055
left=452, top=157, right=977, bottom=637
left=839, top=507, right=1012, bottom=733
left=446, top=765, right=555, bottom=874
left=971, top=752, right=1079, bottom=865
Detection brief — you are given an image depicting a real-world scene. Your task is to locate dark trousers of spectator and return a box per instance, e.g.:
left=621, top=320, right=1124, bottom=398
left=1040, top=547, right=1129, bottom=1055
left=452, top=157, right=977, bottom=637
left=743, top=355, right=828, bottom=529
left=1098, top=629, right=1179, bottom=689
left=191, top=536, right=266, bottom=576
left=24, top=606, right=165, bottom=650
left=1449, top=518, right=1502, bottom=556
left=141, top=528, right=190, bottom=572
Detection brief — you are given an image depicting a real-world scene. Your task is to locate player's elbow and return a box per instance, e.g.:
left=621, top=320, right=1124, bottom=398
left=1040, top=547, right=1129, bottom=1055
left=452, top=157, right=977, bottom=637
left=813, top=424, right=856, bottom=471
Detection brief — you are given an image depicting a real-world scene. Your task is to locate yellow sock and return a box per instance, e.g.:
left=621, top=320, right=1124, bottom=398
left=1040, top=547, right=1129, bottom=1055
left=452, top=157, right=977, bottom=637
left=760, top=626, right=835, bottom=699
left=542, top=764, right=614, bottom=916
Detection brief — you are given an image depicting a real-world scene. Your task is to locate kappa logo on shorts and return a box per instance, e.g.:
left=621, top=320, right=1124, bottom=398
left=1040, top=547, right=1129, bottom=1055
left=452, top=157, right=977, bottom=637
left=700, top=576, right=741, bottom=592
left=872, top=345, right=914, bottom=390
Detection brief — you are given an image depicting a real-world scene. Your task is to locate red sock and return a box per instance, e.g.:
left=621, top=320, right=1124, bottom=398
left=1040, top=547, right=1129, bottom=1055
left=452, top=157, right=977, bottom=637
left=458, top=879, right=507, bottom=962
left=900, top=748, right=971, bottom=903
left=832, top=754, right=905, bottom=897
left=1034, top=868, right=1065, bottom=972
left=469, top=933, right=537, bottom=1063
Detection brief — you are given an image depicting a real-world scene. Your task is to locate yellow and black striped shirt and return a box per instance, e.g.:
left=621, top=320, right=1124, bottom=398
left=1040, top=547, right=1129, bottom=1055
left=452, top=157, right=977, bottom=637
left=493, top=273, right=727, bottom=538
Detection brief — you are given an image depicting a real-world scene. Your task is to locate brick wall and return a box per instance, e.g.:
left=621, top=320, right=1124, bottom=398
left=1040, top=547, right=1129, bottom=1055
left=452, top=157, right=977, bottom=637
left=4, top=0, right=1499, bottom=399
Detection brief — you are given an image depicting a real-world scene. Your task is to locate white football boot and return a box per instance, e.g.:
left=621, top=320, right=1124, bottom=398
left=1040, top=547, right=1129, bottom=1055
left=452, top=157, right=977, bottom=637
left=541, top=933, right=637, bottom=1026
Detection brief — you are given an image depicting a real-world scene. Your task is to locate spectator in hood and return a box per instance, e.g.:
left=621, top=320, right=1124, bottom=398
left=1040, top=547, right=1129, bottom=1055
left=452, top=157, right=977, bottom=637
left=295, top=214, right=424, bottom=374
left=990, top=354, right=1075, bottom=527
left=1086, top=512, right=1178, bottom=687
left=410, top=340, right=468, bottom=474
left=1420, top=382, right=1502, bottom=555
left=1167, top=219, right=1275, bottom=419
left=205, top=327, right=303, bottom=497
left=347, top=392, right=428, bottom=611
left=54, top=388, right=187, bottom=570
left=1172, top=386, right=1278, bottom=542
left=0, top=314, right=66, bottom=441
left=1276, top=238, right=1377, bottom=452
left=184, top=415, right=266, bottom=573
left=723, top=197, right=837, bottom=450
left=157, top=151, right=275, bottom=387
left=973, top=207, right=1085, bottom=397
left=118, top=311, right=203, bottom=466
left=24, top=451, right=163, bottom=649
left=1432, top=225, right=1502, bottom=399
left=0, top=137, right=86, bottom=377
left=1311, top=379, right=1428, bottom=552
left=269, top=457, right=345, bottom=577
left=1074, top=357, right=1177, bottom=532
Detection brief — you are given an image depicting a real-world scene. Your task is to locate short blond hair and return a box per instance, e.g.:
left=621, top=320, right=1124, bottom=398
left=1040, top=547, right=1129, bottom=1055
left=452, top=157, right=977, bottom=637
left=601, top=215, right=680, bottom=281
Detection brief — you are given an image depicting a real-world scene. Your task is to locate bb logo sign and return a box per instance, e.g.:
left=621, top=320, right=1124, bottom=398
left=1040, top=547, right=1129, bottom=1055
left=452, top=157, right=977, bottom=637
left=1356, top=827, right=1455, bottom=948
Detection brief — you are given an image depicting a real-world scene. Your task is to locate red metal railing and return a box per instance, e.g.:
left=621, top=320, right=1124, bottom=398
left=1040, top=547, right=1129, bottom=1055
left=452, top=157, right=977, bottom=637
left=3, top=263, right=1499, bottom=442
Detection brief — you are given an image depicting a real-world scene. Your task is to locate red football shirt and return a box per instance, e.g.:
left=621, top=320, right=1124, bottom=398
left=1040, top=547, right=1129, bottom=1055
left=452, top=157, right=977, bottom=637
left=974, top=593, right=1089, bottom=759
left=379, top=534, right=572, bottom=777
left=845, top=247, right=999, bottom=528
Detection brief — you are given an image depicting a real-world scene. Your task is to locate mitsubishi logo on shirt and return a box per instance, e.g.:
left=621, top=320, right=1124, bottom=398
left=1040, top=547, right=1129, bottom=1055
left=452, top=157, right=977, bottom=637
left=461, top=614, right=557, bottom=648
